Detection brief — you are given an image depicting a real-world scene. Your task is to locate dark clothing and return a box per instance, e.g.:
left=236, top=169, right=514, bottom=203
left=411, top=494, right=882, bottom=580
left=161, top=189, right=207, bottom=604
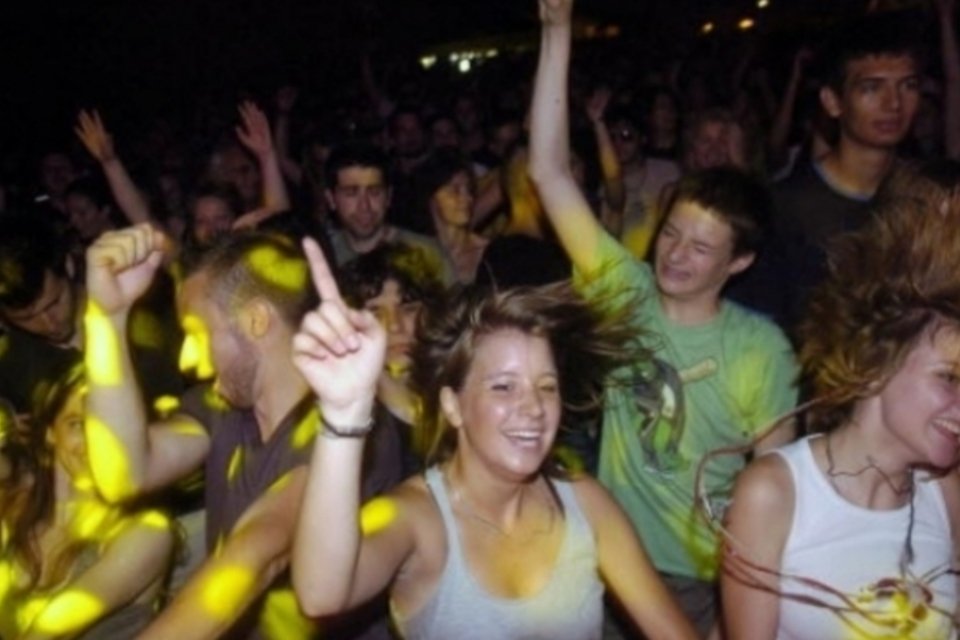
left=476, top=235, right=572, bottom=288
left=727, top=161, right=874, bottom=336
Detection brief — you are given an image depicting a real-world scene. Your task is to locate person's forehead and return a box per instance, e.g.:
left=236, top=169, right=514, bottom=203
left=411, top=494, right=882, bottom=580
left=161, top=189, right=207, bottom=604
left=846, top=54, right=917, bottom=82
left=336, top=165, right=385, bottom=187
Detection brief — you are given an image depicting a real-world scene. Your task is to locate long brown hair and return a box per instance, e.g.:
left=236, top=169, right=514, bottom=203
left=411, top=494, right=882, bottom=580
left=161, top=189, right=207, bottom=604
left=410, top=281, right=647, bottom=470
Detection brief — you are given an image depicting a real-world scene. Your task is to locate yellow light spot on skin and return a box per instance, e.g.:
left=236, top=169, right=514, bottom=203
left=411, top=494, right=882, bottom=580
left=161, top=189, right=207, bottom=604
left=259, top=587, right=317, bottom=639
left=83, top=302, right=123, bottom=386
left=139, top=509, right=172, bottom=530
left=227, top=446, right=244, bottom=483
left=31, top=590, right=105, bottom=634
left=84, top=415, right=135, bottom=501
left=290, top=411, right=318, bottom=450
left=267, top=472, right=291, bottom=495
left=70, top=500, right=113, bottom=540
left=167, top=419, right=208, bottom=438
left=0, top=559, right=15, bottom=602
left=203, top=386, right=231, bottom=412
left=246, top=247, right=307, bottom=293
left=201, top=565, right=255, bottom=621
left=153, top=394, right=181, bottom=417
left=179, top=314, right=214, bottom=379
left=360, top=497, right=398, bottom=536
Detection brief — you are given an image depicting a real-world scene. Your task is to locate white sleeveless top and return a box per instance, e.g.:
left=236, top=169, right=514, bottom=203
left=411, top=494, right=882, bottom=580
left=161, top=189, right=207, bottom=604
left=774, top=436, right=957, bottom=639
left=393, top=467, right=604, bottom=640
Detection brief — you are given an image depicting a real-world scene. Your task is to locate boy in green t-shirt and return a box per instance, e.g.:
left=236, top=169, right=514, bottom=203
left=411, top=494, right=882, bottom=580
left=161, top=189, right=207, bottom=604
left=528, top=1, right=798, bottom=635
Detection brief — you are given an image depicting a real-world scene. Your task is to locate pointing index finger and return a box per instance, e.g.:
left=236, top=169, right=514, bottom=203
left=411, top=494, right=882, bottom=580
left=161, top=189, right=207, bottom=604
left=302, top=237, right=342, bottom=304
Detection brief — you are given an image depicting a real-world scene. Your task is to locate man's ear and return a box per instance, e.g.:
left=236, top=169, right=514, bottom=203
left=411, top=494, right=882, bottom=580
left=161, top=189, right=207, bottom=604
left=324, top=188, right=337, bottom=213
left=241, top=299, right=272, bottom=339
left=820, top=86, right=843, bottom=119
left=440, top=386, right=463, bottom=429
left=727, top=251, right=755, bottom=278
left=64, top=255, right=77, bottom=280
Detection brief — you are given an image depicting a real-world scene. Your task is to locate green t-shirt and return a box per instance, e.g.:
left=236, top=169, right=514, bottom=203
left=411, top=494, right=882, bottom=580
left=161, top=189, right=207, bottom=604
left=575, top=231, right=798, bottom=580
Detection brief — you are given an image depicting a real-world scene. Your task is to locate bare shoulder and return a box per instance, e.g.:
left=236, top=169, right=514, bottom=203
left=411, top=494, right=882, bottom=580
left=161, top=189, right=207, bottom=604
left=731, top=453, right=794, bottom=515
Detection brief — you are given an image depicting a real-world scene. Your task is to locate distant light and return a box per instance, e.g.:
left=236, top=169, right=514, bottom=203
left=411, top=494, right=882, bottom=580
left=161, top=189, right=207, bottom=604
left=757, top=0, right=769, bottom=7
left=449, top=53, right=459, bottom=63
left=605, top=25, right=621, bottom=37
left=458, top=59, right=471, bottom=73
left=738, top=17, right=755, bottom=30
left=485, top=49, right=498, bottom=58
left=419, top=55, right=437, bottom=69
left=701, top=21, right=715, bottom=34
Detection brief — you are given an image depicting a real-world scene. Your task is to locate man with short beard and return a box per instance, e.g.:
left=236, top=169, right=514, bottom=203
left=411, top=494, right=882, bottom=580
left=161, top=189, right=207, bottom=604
left=83, top=226, right=404, bottom=639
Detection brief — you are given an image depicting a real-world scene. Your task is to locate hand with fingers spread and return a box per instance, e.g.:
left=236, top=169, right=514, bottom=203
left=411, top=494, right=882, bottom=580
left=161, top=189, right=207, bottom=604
left=86, top=224, right=168, bottom=316
left=236, top=101, right=275, bottom=160
left=75, top=109, right=117, bottom=165
left=293, top=238, right=387, bottom=423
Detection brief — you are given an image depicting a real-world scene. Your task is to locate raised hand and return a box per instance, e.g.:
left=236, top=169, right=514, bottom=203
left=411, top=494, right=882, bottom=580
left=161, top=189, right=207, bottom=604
left=292, top=238, right=386, bottom=420
left=585, top=86, right=612, bottom=124
left=75, top=109, right=117, bottom=164
left=86, top=224, right=168, bottom=316
left=236, top=101, right=275, bottom=159
left=539, top=0, right=573, bottom=25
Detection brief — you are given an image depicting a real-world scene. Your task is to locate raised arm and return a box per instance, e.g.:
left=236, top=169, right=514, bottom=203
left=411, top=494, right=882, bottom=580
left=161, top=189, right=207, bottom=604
left=75, top=110, right=156, bottom=227
left=586, top=86, right=626, bottom=234
left=937, top=0, right=960, bottom=160
left=273, top=86, right=305, bottom=186
left=233, top=101, right=291, bottom=230
left=767, top=48, right=812, bottom=172
left=528, top=0, right=607, bottom=274
left=21, top=510, right=174, bottom=640
left=292, top=238, right=416, bottom=615
left=84, top=225, right=209, bottom=502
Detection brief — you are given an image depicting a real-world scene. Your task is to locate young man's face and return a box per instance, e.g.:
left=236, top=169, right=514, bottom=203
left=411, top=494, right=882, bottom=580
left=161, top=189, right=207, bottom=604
left=1, top=270, right=78, bottom=345
left=654, top=200, right=753, bottom=304
left=823, top=54, right=920, bottom=150
left=326, top=166, right=391, bottom=242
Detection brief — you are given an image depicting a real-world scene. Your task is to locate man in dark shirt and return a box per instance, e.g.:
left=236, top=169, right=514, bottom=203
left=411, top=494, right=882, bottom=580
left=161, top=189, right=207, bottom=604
left=84, top=226, right=403, bottom=639
left=730, top=15, right=921, bottom=331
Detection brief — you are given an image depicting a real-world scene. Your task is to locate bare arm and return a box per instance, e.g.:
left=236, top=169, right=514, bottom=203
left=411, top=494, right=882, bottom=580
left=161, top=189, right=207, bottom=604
left=139, top=469, right=307, bottom=639
left=527, top=0, right=607, bottom=274
left=75, top=110, right=156, bottom=227
left=233, top=101, right=291, bottom=230
left=721, top=455, right=794, bottom=639
left=292, top=238, right=417, bottom=615
left=273, top=86, right=304, bottom=186
left=84, top=225, right=209, bottom=502
left=586, top=86, right=626, bottom=234
left=575, top=478, right=698, bottom=639
left=21, top=510, right=174, bottom=640
left=767, top=49, right=811, bottom=171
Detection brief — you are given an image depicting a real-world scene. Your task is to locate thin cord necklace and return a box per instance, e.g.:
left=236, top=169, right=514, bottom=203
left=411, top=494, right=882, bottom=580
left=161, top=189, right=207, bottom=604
left=824, top=431, right=918, bottom=567
left=445, top=468, right=557, bottom=539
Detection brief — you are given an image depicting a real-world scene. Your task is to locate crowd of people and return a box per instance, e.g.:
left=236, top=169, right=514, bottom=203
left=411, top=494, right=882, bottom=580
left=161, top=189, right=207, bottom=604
left=1, top=0, right=959, bottom=638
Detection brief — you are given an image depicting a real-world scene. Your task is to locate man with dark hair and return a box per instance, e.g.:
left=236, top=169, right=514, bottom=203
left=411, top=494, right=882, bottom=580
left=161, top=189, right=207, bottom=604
left=0, top=214, right=181, bottom=414
left=529, top=6, right=797, bottom=630
left=324, top=143, right=452, bottom=283
left=83, top=225, right=403, bottom=639
left=756, top=13, right=922, bottom=328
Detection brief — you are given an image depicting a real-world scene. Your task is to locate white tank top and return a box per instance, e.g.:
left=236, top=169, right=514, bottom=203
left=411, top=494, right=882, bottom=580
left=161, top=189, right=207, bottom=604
left=774, top=436, right=957, bottom=639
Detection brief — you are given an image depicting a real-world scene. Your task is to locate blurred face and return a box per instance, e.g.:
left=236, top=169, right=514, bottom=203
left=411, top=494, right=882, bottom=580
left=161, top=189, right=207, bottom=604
left=654, top=200, right=752, bottom=304
left=364, top=279, right=420, bottom=374
left=179, top=274, right=257, bottom=408
left=876, top=325, right=960, bottom=470
left=219, top=148, right=261, bottom=206
left=824, top=54, right=920, bottom=150
left=40, top=153, right=76, bottom=197
left=192, top=196, right=235, bottom=245
left=392, top=113, right=425, bottom=158
left=442, top=329, right=560, bottom=480
left=48, top=386, right=89, bottom=482
left=66, top=193, right=113, bottom=241
left=649, top=93, right=679, bottom=135
left=431, top=171, right=474, bottom=228
left=686, top=120, right=731, bottom=171
left=327, top=166, right=390, bottom=241
left=2, top=270, right=78, bottom=345
left=431, top=119, right=461, bottom=151
left=489, top=121, right=521, bottom=158
left=611, top=119, right=643, bottom=165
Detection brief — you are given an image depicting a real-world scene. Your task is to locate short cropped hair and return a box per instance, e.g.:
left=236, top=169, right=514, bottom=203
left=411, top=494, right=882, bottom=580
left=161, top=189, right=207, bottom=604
left=0, top=215, right=70, bottom=311
left=339, top=243, right=444, bottom=309
left=184, top=231, right=318, bottom=331
left=821, top=12, right=923, bottom=94
left=664, top=167, right=773, bottom=257
left=323, top=143, right=391, bottom=190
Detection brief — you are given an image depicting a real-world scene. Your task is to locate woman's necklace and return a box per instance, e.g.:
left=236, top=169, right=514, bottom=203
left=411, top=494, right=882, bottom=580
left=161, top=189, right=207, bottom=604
left=446, top=470, right=557, bottom=540
left=824, top=431, right=918, bottom=567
